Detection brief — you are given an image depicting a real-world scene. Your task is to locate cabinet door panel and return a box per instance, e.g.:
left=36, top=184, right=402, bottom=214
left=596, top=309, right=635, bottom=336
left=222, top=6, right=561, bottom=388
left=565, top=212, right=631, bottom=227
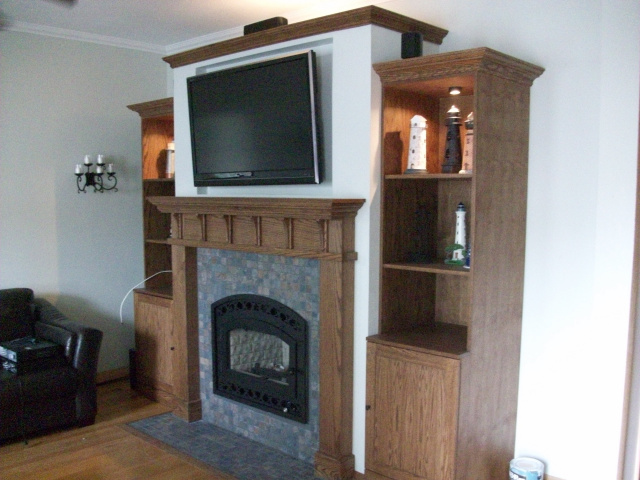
left=366, top=343, right=459, bottom=480
left=134, top=293, right=174, bottom=392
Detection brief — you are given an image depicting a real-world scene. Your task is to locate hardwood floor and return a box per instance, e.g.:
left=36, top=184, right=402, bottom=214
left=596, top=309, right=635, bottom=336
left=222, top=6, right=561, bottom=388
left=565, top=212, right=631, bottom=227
left=0, top=379, right=236, bottom=479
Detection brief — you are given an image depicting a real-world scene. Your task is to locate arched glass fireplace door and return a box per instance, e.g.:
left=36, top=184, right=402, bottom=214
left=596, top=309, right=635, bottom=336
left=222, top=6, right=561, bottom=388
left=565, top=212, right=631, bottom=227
left=211, top=294, right=308, bottom=423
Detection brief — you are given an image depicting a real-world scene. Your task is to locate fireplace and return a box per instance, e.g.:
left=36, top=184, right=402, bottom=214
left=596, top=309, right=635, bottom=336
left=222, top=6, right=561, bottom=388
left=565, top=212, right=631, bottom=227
left=211, top=294, right=309, bottom=423
left=148, top=196, right=364, bottom=479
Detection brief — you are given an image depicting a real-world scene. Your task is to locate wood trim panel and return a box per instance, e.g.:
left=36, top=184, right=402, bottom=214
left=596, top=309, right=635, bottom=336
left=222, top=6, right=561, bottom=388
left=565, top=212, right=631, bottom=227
left=365, top=343, right=459, bottom=480
left=150, top=196, right=365, bottom=219
left=149, top=197, right=364, bottom=261
left=315, top=221, right=357, bottom=479
left=374, top=47, right=544, bottom=87
left=127, top=98, right=173, bottom=118
left=170, top=245, right=202, bottom=422
left=163, top=6, right=448, bottom=68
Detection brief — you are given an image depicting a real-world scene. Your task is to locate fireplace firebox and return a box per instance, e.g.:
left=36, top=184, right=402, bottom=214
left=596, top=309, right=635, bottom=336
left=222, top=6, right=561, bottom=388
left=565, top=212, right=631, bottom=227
left=212, top=294, right=308, bottom=423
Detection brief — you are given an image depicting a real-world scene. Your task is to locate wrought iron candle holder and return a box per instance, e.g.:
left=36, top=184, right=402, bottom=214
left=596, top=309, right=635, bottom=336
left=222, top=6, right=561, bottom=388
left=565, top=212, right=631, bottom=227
left=75, top=155, right=117, bottom=193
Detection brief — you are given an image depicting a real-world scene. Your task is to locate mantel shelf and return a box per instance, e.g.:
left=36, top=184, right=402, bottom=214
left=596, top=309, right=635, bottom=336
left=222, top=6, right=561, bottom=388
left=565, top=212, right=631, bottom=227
left=148, top=196, right=365, bottom=260
left=148, top=196, right=365, bottom=219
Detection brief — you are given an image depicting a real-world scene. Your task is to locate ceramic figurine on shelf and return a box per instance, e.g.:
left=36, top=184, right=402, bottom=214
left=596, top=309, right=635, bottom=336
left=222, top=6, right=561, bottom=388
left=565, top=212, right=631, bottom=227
left=445, top=202, right=467, bottom=265
left=405, top=115, right=428, bottom=173
left=464, top=243, right=471, bottom=269
left=460, top=112, right=473, bottom=174
left=442, top=105, right=462, bottom=173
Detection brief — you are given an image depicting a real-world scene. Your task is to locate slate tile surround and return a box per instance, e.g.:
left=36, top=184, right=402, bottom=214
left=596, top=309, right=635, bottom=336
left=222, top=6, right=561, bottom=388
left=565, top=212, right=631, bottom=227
left=197, top=248, right=320, bottom=463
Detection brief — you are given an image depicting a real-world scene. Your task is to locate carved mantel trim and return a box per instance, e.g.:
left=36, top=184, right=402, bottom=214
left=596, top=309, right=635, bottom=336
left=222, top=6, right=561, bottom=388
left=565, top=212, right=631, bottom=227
left=149, top=197, right=365, bottom=261
left=148, top=196, right=365, bottom=480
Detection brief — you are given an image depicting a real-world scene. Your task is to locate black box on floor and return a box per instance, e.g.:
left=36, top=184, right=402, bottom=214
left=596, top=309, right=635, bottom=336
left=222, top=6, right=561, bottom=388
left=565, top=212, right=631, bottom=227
left=0, top=336, right=64, bottom=363
left=244, top=17, right=288, bottom=35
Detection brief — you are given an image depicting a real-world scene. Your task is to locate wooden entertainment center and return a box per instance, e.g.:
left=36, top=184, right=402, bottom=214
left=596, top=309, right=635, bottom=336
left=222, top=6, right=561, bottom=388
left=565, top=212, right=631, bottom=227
left=127, top=6, right=543, bottom=480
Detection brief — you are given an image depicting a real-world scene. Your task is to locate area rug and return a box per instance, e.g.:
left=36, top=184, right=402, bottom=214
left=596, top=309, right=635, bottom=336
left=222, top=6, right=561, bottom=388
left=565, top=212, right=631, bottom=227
left=128, top=413, right=322, bottom=480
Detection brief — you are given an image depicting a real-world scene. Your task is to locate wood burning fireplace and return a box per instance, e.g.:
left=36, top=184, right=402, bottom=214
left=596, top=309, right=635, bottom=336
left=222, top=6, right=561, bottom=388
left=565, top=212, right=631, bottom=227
left=212, top=294, right=309, bottom=423
left=148, top=196, right=364, bottom=479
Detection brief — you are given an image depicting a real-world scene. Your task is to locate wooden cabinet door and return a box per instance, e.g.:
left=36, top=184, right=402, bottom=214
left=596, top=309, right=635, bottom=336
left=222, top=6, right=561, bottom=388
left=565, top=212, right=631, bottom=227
left=365, top=342, right=460, bottom=480
left=134, top=292, right=174, bottom=397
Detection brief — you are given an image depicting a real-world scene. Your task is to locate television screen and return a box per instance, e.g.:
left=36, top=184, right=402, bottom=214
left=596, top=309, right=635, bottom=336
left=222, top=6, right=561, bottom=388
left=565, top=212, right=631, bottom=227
left=187, top=50, right=322, bottom=187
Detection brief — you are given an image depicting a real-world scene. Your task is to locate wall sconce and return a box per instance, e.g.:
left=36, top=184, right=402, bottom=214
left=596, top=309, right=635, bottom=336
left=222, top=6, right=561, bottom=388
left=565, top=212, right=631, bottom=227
left=449, top=86, right=462, bottom=95
left=75, top=155, right=117, bottom=193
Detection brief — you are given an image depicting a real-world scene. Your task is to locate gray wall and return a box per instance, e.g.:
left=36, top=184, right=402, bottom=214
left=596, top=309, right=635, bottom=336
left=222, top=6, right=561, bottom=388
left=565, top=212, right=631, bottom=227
left=0, top=31, right=168, bottom=372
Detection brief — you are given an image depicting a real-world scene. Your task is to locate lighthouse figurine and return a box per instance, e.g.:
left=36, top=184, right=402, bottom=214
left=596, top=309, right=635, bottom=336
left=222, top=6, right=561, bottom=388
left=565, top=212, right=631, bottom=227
left=405, top=115, right=428, bottom=173
left=460, top=112, right=473, bottom=174
left=445, top=202, right=467, bottom=265
left=442, top=105, right=462, bottom=173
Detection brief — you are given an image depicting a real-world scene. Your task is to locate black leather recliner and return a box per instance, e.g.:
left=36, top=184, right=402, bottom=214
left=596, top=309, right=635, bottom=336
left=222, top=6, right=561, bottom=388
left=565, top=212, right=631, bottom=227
left=0, top=288, right=103, bottom=443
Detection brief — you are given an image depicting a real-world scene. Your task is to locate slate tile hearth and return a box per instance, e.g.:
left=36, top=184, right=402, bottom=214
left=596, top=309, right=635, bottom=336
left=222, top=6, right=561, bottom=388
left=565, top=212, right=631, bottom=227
left=129, top=413, right=323, bottom=480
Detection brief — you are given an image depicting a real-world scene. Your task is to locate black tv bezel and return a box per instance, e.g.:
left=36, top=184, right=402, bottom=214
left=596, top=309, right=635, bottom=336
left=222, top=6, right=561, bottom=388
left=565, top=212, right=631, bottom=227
left=187, top=50, right=322, bottom=187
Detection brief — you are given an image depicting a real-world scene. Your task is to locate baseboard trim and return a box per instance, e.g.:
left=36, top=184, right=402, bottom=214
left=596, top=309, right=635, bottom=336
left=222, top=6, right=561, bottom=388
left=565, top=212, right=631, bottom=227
left=353, top=470, right=562, bottom=480
left=96, top=367, right=129, bottom=384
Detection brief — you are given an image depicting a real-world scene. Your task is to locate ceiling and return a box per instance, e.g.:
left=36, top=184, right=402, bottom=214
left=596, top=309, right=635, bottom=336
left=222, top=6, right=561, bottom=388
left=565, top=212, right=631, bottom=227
left=0, top=0, right=379, bottom=54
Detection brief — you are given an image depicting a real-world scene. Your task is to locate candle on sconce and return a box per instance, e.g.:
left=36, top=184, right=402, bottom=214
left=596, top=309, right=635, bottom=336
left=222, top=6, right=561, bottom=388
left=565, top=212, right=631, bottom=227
left=74, top=154, right=117, bottom=192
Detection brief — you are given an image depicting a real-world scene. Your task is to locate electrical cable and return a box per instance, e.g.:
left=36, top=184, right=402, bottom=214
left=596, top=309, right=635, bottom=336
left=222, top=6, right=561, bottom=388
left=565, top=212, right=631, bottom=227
left=118, top=271, right=172, bottom=324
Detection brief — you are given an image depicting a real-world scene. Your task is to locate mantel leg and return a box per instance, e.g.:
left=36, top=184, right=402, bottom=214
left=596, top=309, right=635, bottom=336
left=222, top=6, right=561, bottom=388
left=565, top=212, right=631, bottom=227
left=171, top=245, right=202, bottom=422
left=315, top=253, right=356, bottom=479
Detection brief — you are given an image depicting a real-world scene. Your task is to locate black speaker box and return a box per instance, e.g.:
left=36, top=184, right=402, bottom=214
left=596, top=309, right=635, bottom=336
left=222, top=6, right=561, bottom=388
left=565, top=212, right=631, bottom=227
left=244, top=17, right=288, bottom=35
left=401, top=31, right=423, bottom=59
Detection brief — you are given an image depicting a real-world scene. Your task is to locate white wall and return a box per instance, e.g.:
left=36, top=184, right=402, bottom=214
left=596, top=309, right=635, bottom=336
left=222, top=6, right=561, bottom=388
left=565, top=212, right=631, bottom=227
left=0, top=31, right=168, bottom=372
left=1, top=0, right=638, bottom=477
left=378, top=1, right=638, bottom=479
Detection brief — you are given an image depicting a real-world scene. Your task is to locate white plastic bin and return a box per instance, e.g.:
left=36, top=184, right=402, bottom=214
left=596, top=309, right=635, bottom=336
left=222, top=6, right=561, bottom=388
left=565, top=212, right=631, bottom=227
left=509, top=457, right=544, bottom=480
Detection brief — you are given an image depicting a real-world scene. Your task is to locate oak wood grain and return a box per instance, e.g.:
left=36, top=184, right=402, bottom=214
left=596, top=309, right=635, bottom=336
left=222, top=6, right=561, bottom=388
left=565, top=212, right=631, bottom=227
left=163, top=6, right=448, bottom=69
left=0, top=381, right=234, bottom=480
left=366, top=343, right=459, bottom=480
left=373, top=48, right=543, bottom=480
left=133, top=291, right=175, bottom=406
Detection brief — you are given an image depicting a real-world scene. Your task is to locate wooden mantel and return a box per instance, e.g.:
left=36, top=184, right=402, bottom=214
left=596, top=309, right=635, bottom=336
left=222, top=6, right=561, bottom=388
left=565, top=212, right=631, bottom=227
left=148, top=196, right=365, bottom=480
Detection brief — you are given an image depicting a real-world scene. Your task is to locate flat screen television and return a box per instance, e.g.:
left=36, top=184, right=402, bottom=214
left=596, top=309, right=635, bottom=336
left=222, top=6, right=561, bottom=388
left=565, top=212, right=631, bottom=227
left=187, top=50, right=322, bottom=187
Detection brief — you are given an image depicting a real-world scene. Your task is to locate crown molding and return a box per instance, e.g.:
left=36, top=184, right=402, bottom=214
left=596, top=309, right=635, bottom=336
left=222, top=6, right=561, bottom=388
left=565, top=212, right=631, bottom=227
left=164, top=26, right=243, bottom=56
left=6, top=21, right=166, bottom=54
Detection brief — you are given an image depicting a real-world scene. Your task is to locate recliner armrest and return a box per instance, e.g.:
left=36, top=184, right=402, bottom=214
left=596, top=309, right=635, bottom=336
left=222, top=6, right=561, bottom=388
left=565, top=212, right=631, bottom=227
left=33, top=299, right=103, bottom=379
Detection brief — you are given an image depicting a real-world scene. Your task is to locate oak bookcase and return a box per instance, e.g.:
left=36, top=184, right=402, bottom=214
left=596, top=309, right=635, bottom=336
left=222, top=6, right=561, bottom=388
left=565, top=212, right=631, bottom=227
left=366, top=48, right=543, bottom=480
left=127, top=98, right=177, bottom=407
